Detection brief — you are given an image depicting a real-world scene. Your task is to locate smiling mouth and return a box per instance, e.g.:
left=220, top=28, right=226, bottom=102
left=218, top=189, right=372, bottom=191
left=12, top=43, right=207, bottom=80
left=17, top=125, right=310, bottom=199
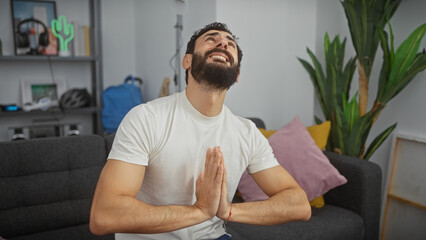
left=205, top=48, right=233, bottom=64
left=210, top=55, right=228, bottom=62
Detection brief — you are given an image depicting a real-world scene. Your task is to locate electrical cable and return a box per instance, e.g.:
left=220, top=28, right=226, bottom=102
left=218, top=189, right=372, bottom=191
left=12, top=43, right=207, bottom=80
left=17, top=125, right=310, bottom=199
left=168, top=29, right=184, bottom=89
left=46, top=55, right=65, bottom=122
left=169, top=51, right=178, bottom=87
left=47, top=55, right=56, bottom=84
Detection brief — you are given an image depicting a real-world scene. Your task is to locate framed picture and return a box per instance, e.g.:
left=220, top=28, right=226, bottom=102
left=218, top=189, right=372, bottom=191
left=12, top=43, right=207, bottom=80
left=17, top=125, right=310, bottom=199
left=20, top=78, right=67, bottom=106
left=381, top=133, right=426, bottom=239
left=11, top=0, right=58, bottom=56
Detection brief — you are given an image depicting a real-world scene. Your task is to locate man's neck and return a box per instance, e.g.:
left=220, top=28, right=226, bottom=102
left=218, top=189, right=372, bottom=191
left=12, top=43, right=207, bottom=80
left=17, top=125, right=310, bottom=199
left=185, top=79, right=227, bottom=117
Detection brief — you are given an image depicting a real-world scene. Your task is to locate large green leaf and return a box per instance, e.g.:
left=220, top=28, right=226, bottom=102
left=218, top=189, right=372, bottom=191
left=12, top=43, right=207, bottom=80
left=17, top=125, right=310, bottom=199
left=342, top=92, right=360, bottom=135
left=314, top=116, right=324, bottom=125
left=387, top=23, right=426, bottom=92
left=298, top=57, right=328, bottom=117
left=326, top=35, right=356, bottom=111
left=377, top=23, right=426, bottom=104
left=341, top=0, right=401, bottom=78
left=335, top=103, right=384, bottom=157
left=299, top=34, right=356, bottom=124
left=342, top=57, right=357, bottom=100
left=364, top=123, right=397, bottom=160
left=307, top=48, right=329, bottom=114
left=324, top=33, right=330, bottom=57
left=334, top=107, right=346, bottom=153
left=376, top=28, right=392, bottom=102
left=307, top=47, right=327, bottom=86
left=342, top=0, right=363, bottom=55
left=345, top=110, right=376, bottom=156
left=299, top=33, right=357, bottom=154
left=388, top=53, right=426, bottom=100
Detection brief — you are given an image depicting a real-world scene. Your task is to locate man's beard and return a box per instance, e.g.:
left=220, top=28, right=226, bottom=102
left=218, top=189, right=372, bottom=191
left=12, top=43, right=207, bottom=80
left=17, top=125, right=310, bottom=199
left=190, top=49, right=239, bottom=91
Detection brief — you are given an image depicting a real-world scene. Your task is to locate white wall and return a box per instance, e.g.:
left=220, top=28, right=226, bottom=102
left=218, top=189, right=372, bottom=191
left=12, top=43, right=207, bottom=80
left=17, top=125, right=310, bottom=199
left=101, top=0, right=137, bottom=90
left=133, top=0, right=216, bottom=102
left=216, top=0, right=317, bottom=129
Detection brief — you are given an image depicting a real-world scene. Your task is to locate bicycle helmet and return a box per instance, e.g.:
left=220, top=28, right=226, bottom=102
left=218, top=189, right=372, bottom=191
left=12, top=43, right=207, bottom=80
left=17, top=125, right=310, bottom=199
left=59, top=88, right=91, bottom=109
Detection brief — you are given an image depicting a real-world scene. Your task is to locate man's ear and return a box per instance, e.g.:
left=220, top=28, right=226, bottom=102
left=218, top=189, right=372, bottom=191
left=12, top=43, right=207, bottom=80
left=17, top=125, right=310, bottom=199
left=182, top=54, right=192, bottom=70
left=236, top=68, right=241, bottom=83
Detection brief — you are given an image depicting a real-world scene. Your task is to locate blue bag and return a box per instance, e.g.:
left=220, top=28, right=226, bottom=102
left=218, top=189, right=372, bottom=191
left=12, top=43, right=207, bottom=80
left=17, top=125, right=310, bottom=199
left=102, top=75, right=143, bottom=133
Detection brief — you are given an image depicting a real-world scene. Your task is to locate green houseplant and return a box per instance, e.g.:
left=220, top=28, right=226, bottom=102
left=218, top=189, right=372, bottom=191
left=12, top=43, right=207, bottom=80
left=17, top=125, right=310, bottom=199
left=298, top=0, right=426, bottom=160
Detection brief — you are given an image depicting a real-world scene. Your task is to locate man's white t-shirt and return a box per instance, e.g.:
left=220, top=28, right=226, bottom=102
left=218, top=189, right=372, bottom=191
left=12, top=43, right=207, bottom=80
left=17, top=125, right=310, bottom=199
left=108, top=91, right=279, bottom=240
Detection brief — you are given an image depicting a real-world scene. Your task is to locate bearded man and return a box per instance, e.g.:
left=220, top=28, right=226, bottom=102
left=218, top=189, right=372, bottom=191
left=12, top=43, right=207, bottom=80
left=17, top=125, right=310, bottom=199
left=90, top=22, right=311, bottom=240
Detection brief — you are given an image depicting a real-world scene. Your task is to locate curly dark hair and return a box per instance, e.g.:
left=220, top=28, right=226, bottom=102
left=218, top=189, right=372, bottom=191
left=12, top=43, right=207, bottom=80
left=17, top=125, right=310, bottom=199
left=184, top=22, right=243, bottom=83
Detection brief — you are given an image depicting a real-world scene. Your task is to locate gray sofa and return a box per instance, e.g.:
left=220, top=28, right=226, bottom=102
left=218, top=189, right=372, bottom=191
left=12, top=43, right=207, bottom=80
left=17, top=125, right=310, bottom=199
left=0, top=119, right=382, bottom=240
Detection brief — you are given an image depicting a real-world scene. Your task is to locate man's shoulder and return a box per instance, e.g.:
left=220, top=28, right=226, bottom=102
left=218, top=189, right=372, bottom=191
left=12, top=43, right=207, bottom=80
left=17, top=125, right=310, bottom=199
left=146, top=92, right=180, bottom=107
left=224, top=109, right=258, bottom=132
left=132, top=93, right=179, bottom=113
left=122, top=93, right=180, bottom=128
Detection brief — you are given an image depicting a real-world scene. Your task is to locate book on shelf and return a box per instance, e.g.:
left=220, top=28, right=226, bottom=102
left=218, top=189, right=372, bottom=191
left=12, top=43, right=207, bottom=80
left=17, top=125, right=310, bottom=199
left=71, top=22, right=91, bottom=57
left=71, top=21, right=80, bottom=56
left=83, top=25, right=91, bottom=57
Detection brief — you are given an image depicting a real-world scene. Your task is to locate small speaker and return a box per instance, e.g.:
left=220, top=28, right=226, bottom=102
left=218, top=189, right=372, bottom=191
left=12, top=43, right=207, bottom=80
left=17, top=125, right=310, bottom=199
left=63, top=123, right=82, bottom=136
left=8, top=127, right=30, bottom=141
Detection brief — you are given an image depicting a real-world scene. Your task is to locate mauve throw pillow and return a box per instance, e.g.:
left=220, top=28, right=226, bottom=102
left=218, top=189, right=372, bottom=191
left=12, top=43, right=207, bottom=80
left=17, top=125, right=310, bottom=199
left=238, top=116, right=347, bottom=201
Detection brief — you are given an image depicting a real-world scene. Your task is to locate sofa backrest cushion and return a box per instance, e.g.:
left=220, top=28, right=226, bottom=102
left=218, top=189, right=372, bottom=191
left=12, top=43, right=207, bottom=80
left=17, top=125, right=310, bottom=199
left=0, top=135, right=107, bottom=238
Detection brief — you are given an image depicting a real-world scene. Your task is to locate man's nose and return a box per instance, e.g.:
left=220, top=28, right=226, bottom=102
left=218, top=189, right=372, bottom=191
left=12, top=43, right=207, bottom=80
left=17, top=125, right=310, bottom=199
left=216, top=38, right=228, bottom=49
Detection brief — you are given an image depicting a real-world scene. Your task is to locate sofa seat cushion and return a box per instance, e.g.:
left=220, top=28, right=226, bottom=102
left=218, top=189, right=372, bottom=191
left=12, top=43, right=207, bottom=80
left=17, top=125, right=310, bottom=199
left=0, top=135, right=107, bottom=238
left=226, top=205, right=364, bottom=240
left=7, top=224, right=114, bottom=240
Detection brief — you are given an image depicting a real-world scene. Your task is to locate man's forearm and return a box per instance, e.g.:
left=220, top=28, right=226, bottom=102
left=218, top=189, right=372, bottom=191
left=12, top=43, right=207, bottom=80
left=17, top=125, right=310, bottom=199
left=90, top=148, right=224, bottom=235
left=90, top=194, right=209, bottom=235
left=229, top=188, right=311, bottom=225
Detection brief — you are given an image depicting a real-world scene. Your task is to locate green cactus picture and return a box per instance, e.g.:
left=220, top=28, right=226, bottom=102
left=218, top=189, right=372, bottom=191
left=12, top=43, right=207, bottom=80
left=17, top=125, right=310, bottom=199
left=51, top=16, right=74, bottom=52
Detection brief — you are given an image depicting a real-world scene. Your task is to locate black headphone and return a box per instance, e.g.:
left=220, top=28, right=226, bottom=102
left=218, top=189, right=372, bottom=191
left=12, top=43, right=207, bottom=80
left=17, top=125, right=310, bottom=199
left=15, top=18, right=49, bottom=48
left=59, top=88, right=91, bottom=110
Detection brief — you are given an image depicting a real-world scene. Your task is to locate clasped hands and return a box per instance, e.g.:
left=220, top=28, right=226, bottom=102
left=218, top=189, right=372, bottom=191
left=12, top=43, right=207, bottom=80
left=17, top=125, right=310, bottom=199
left=194, top=146, right=231, bottom=221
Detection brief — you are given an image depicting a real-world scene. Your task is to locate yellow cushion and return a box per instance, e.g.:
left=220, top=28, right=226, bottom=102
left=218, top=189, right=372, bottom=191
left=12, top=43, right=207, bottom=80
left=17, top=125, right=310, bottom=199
left=306, top=121, right=331, bottom=150
left=258, top=120, right=331, bottom=208
left=258, top=128, right=277, bottom=138
left=309, top=195, right=325, bottom=208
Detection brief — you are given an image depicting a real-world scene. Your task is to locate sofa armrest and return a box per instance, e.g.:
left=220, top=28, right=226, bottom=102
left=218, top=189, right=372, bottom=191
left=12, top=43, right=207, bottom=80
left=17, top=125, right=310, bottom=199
left=324, top=151, right=382, bottom=240
left=105, top=133, right=115, bottom=155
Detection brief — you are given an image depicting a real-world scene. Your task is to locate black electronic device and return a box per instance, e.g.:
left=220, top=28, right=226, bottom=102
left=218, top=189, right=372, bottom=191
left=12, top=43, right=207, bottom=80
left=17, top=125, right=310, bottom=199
left=64, top=123, right=82, bottom=136
left=0, top=104, right=19, bottom=112
left=15, top=18, right=49, bottom=55
left=8, top=127, right=29, bottom=141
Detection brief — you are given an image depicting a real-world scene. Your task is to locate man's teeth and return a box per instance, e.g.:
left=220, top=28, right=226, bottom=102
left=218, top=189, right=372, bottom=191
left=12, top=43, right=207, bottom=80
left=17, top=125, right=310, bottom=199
left=211, top=55, right=227, bottom=62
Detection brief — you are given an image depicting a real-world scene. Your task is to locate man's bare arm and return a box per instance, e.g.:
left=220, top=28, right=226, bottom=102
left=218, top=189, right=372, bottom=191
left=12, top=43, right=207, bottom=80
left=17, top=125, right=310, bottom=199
left=90, top=148, right=223, bottom=235
left=217, top=165, right=311, bottom=225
